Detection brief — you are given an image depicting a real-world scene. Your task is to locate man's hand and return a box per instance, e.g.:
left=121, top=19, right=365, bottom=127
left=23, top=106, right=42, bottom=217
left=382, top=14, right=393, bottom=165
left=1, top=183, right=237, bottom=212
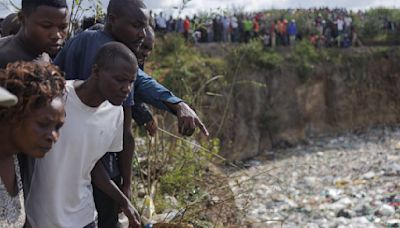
left=168, top=102, right=209, bottom=137
left=144, top=118, right=158, bottom=136
left=121, top=201, right=141, bottom=228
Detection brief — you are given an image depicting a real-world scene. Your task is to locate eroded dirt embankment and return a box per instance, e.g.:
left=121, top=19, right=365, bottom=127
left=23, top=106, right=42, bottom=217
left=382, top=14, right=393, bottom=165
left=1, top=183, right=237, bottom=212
left=207, top=47, right=400, bottom=161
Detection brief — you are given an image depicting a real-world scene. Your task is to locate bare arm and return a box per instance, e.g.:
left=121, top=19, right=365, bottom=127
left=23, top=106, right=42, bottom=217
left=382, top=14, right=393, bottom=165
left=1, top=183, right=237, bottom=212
left=119, top=106, right=135, bottom=200
left=91, top=161, right=140, bottom=227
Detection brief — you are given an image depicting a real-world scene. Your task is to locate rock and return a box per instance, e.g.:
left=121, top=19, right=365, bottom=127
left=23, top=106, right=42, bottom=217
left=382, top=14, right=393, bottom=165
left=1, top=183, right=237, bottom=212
left=377, top=204, right=395, bottom=216
left=285, top=199, right=299, bottom=208
left=349, top=216, right=374, bottom=226
left=354, top=204, right=371, bottom=216
left=137, top=184, right=146, bottom=198
left=385, top=163, right=400, bottom=175
left=362, top=171, right=376, bottom=179
left=387, top=219, right=400, bottom=226
left=304, top=176, right=318, bottom=187
left=334, top=217, right=350, bottom=226
left=306, top=223, right=319, bottom=228
left=325, top=188, right=342, bottom=201
left=337, top=209, right=352, bottom=218
left=270, top=193, right=286, bottom=202
left=164, top=195, right=179, bottom=208
left=394, top=141, right=400, bottom=150
left=332, top=197, right=353, bottom=211
left=152, top=222, right=194, bottom=228
left=264, top=151, right=275, bottom=160
left=211, top=196, right=220, bottom=203
left=152, top=209, right=180, bottom=223
left=371, top=200, right=383, bottom=207
left=244, top=159, right=262, bottom=167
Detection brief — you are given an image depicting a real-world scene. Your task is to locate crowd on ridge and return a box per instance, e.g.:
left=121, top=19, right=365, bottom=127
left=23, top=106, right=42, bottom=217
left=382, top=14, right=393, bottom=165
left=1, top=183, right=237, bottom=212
left=147, top=7, right=398, bottom=48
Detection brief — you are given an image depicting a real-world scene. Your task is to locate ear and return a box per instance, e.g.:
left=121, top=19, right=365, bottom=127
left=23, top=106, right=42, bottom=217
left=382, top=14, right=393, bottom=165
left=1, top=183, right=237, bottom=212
left=17, top=11, right=25, bottom=26
left=91, top=64, right=100, bottom=78
left=108, top=13, right=117, bottom=26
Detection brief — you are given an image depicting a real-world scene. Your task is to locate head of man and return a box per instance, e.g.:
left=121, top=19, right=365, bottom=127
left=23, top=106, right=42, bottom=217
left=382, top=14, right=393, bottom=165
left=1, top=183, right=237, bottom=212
left=18, top=0, right=69, bottom=56
left=0, top=62, right=66, bottom=157
left=92, top=42, right=138, bottom=106
left=105, top=0, right=149, bottom=54
left=137, top=26, right=155, bottom=68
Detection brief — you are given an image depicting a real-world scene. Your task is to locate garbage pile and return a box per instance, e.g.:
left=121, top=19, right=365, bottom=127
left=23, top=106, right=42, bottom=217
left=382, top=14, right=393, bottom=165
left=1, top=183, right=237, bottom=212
left=229, top=127, right=400, bottom=227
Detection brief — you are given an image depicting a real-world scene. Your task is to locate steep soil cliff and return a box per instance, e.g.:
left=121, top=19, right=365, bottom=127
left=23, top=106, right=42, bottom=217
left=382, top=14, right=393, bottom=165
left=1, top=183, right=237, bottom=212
left=211, top=47, right=400, bottom=160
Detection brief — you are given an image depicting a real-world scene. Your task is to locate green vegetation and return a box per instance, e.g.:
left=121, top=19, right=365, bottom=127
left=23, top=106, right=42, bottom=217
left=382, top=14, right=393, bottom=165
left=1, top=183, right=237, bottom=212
left=292, top=40, right=321, bottom=82
left=227, top=39, right=283, bottom=70
left=139, top=34, right=329, bottom=224
left=146, top=33, right=227, bottom=104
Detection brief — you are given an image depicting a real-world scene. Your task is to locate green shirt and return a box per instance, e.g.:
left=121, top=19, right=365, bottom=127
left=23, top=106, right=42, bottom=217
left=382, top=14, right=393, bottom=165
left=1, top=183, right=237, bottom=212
left=243, top=20, right=253, bottom=32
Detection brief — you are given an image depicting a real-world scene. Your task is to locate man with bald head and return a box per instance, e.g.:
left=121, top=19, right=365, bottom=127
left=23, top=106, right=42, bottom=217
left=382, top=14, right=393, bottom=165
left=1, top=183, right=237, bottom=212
left=54, top=0, right=208, bottom=227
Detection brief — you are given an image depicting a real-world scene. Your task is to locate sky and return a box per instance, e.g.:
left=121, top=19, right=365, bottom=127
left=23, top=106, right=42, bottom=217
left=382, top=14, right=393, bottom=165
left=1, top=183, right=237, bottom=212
left=1, top=0, right=400, bottom=18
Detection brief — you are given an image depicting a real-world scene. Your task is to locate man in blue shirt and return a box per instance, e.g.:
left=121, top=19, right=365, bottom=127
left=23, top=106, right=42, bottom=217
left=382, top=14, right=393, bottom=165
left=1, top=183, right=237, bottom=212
left=54, top=0, right=209, bottom=226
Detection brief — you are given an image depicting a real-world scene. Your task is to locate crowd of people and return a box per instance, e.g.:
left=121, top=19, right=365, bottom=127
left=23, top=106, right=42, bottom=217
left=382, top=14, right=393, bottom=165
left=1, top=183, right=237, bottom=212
left=0, top=0, right=208, bottom=228
left=149, top=7, right=398, bottom=48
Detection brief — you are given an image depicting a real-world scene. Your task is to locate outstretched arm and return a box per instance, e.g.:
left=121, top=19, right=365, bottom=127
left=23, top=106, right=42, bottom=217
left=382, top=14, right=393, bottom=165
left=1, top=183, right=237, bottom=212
left=135, top=69, right=208, bottom=136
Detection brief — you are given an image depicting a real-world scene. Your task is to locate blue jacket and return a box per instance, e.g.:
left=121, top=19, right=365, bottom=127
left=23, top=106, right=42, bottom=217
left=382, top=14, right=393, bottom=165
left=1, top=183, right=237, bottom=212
left=287, top=22, right=297, bottom=36
left=54, top=30, right=182, bottom=109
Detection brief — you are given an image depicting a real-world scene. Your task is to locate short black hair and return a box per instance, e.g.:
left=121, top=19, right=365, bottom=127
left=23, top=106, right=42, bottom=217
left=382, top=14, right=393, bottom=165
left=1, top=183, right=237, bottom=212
left=107, top=0, right=146, bottom=17
left=94, top=42, right=138, bottom=69
left=22, top=0, right=68, bottom=14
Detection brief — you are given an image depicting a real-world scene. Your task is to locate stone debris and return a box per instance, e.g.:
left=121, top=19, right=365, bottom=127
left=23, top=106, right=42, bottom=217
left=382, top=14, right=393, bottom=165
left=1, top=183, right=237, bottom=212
left=228, top=127, right=400, bottom=227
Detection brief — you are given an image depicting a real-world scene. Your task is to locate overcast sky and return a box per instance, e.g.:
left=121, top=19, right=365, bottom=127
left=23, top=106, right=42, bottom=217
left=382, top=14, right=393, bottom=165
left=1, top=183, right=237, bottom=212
left=1, top=0, right=400, bottom=17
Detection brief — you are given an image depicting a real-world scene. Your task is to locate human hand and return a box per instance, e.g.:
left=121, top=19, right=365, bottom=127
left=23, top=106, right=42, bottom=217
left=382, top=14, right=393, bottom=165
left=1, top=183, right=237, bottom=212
left=121, top=202, right=141, bottom=228
left=175, top=102, right=209, bottom=137
left=144, top=118, right=158, bottom=136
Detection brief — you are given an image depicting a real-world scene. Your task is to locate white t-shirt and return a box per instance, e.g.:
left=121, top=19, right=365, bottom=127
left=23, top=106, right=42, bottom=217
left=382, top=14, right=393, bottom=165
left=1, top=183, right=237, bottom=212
left=344, top=16, right=352, bottom=27
left=231, top=16, right=238, bottom=29
left=337, top=19, right=344, bottom=31
left=25, top=81, right=124, bottom=228
left=156, top=15, right=167, bottom=29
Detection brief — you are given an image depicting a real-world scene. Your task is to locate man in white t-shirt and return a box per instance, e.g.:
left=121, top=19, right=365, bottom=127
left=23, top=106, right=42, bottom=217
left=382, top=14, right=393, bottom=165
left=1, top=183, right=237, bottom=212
left=156, top=12, right=167, bottom=33
left=25, top=42, right=141, bottom=228
left=230, top=15, right=239, bottom=42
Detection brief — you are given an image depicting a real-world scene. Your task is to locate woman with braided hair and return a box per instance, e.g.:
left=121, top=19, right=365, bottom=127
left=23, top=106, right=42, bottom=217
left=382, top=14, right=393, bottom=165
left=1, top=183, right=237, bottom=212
left=0, top=61, right=66, bottom=227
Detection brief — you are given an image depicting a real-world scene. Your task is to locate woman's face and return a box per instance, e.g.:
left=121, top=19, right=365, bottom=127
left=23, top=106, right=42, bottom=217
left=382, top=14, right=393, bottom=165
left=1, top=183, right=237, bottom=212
left=11, top=97, right=65, bottom=158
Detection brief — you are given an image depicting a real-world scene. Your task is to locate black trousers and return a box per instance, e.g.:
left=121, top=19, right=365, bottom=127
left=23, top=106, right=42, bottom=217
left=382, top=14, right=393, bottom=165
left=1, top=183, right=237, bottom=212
left=93, top=175, right=122, bottom=228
